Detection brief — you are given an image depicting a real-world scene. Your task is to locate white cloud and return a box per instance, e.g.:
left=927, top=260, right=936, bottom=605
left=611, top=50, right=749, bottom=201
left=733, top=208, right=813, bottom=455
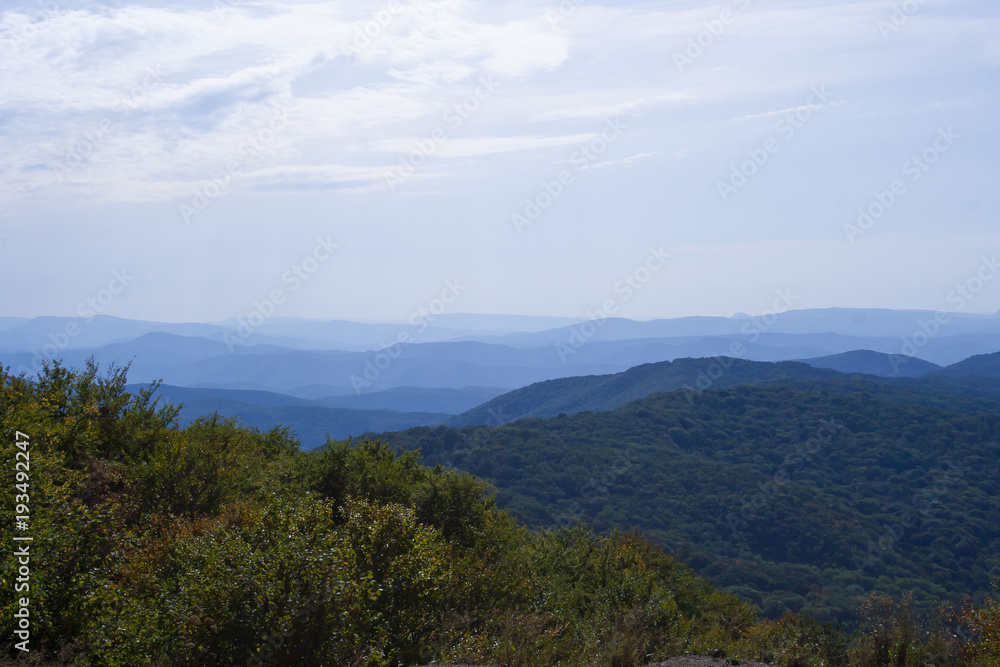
left=0, top=0, right=575, bottom=203
left=369, top=133, right=597, bottom=157
left=731, top=99, right=846, bottom=122
left=589, top=151, right=657, bottom=169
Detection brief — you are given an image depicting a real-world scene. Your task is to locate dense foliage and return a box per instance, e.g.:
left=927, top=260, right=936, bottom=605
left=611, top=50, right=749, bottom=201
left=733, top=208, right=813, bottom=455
left=1, top=362, right=999, bottom=666
left=380, top=383, right=1000, bottom=626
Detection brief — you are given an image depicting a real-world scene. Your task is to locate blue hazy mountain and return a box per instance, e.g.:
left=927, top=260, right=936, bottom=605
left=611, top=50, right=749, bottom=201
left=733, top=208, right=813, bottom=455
left=0, top=313, right=582, bottom=353
left=487, top=308, right=1000, bottom=347
left=932, top=350, right=1000, bottom=377
left=130, top=384, right=449, bottom=448
left=132, top=383, right=317, bottom=408
left=312, top=386, right=509, bottom=413
left=4, top=310, right=999, bottom=400
left=178, top=402, right=448, bottom=449
left=795, top=350, right=941, bottom=377
left=6, top=330, right=1000, bottom=395
left=6, top=308, right=1000, bottom=353
left=134, top=383, right=507, bottom=416
left=128, top=383, right=507, bottom=449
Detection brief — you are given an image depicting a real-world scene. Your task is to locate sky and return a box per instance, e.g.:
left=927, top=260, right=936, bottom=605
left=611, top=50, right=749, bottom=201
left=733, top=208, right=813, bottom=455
left=1, top=0, right=998, bottom=323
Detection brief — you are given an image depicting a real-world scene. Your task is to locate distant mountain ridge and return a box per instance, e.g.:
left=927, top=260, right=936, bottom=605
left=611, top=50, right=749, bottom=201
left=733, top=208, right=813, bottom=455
left=0, top=313, right=584, bottom=352
left=486, top=308, right=1000, bottom=347
left=131, top=383, right=509, bottom=449
left=136, top=383, right=507, bottom=416
left=121, top=349, right=1000, bottom=449
left=795, top=349, right=940, bottom=377
left=6, top=307, right=1000, bottom=355
left=931, top=350, right=1000, bottom=377
left=182, top=403, right=448, bottom=448
left=9, top=329, right=1000, bottom=400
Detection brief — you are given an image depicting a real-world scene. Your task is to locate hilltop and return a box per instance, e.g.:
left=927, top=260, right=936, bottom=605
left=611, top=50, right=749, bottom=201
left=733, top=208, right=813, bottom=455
left=795, top=349, right=940, bottom=377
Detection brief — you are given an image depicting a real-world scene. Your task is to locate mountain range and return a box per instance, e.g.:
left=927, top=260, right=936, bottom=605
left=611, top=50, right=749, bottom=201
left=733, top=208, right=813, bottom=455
left=5, top=309, right=1000, bottom=448
left=5, top=310, right=1000, bottom=632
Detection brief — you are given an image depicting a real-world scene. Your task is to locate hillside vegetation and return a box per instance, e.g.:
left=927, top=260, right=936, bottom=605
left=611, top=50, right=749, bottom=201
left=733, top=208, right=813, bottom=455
left=383, top=383, right=1000, bottom=626
left=2, top=362, right=999, bottom=666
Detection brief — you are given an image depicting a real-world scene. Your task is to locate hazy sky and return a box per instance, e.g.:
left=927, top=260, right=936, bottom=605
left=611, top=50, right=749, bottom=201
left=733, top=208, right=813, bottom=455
left=1, top=0, right=998, bottom=323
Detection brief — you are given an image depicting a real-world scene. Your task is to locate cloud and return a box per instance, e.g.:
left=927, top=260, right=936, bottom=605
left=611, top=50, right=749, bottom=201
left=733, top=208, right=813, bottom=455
left=731, top=99, right=846, bottom=122
left=369, top=133, right=598, bottom=158
left=533, top=92, right=691, bottom=122
left=0, top=0, right=574, bottom=203
left=589, top=151, right=657, bottom=169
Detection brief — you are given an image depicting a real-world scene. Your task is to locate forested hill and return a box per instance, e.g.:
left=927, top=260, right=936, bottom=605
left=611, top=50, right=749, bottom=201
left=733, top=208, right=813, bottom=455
left=446, top=354, right=1000, bottom=427
left=0, top=362, right=846, bottom=665
left=932, top=350, right=1000, bottom=377
left=379, top=382, right=1000, bottom=625
left=446, top=357, right=846, bottom=427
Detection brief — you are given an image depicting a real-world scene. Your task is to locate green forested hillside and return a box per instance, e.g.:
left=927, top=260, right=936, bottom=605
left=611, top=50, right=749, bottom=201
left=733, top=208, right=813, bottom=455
left=381, top=383, right=1000, bottom=626
left=447, top=356, right=1000, bottom=428
left=2, top=362, right=999, bottom=666
left=0, top=362, right=847, bottom=666
left=446, top=358, right=846, bottom=427
left=775, top=375, right=1000, bottom=413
